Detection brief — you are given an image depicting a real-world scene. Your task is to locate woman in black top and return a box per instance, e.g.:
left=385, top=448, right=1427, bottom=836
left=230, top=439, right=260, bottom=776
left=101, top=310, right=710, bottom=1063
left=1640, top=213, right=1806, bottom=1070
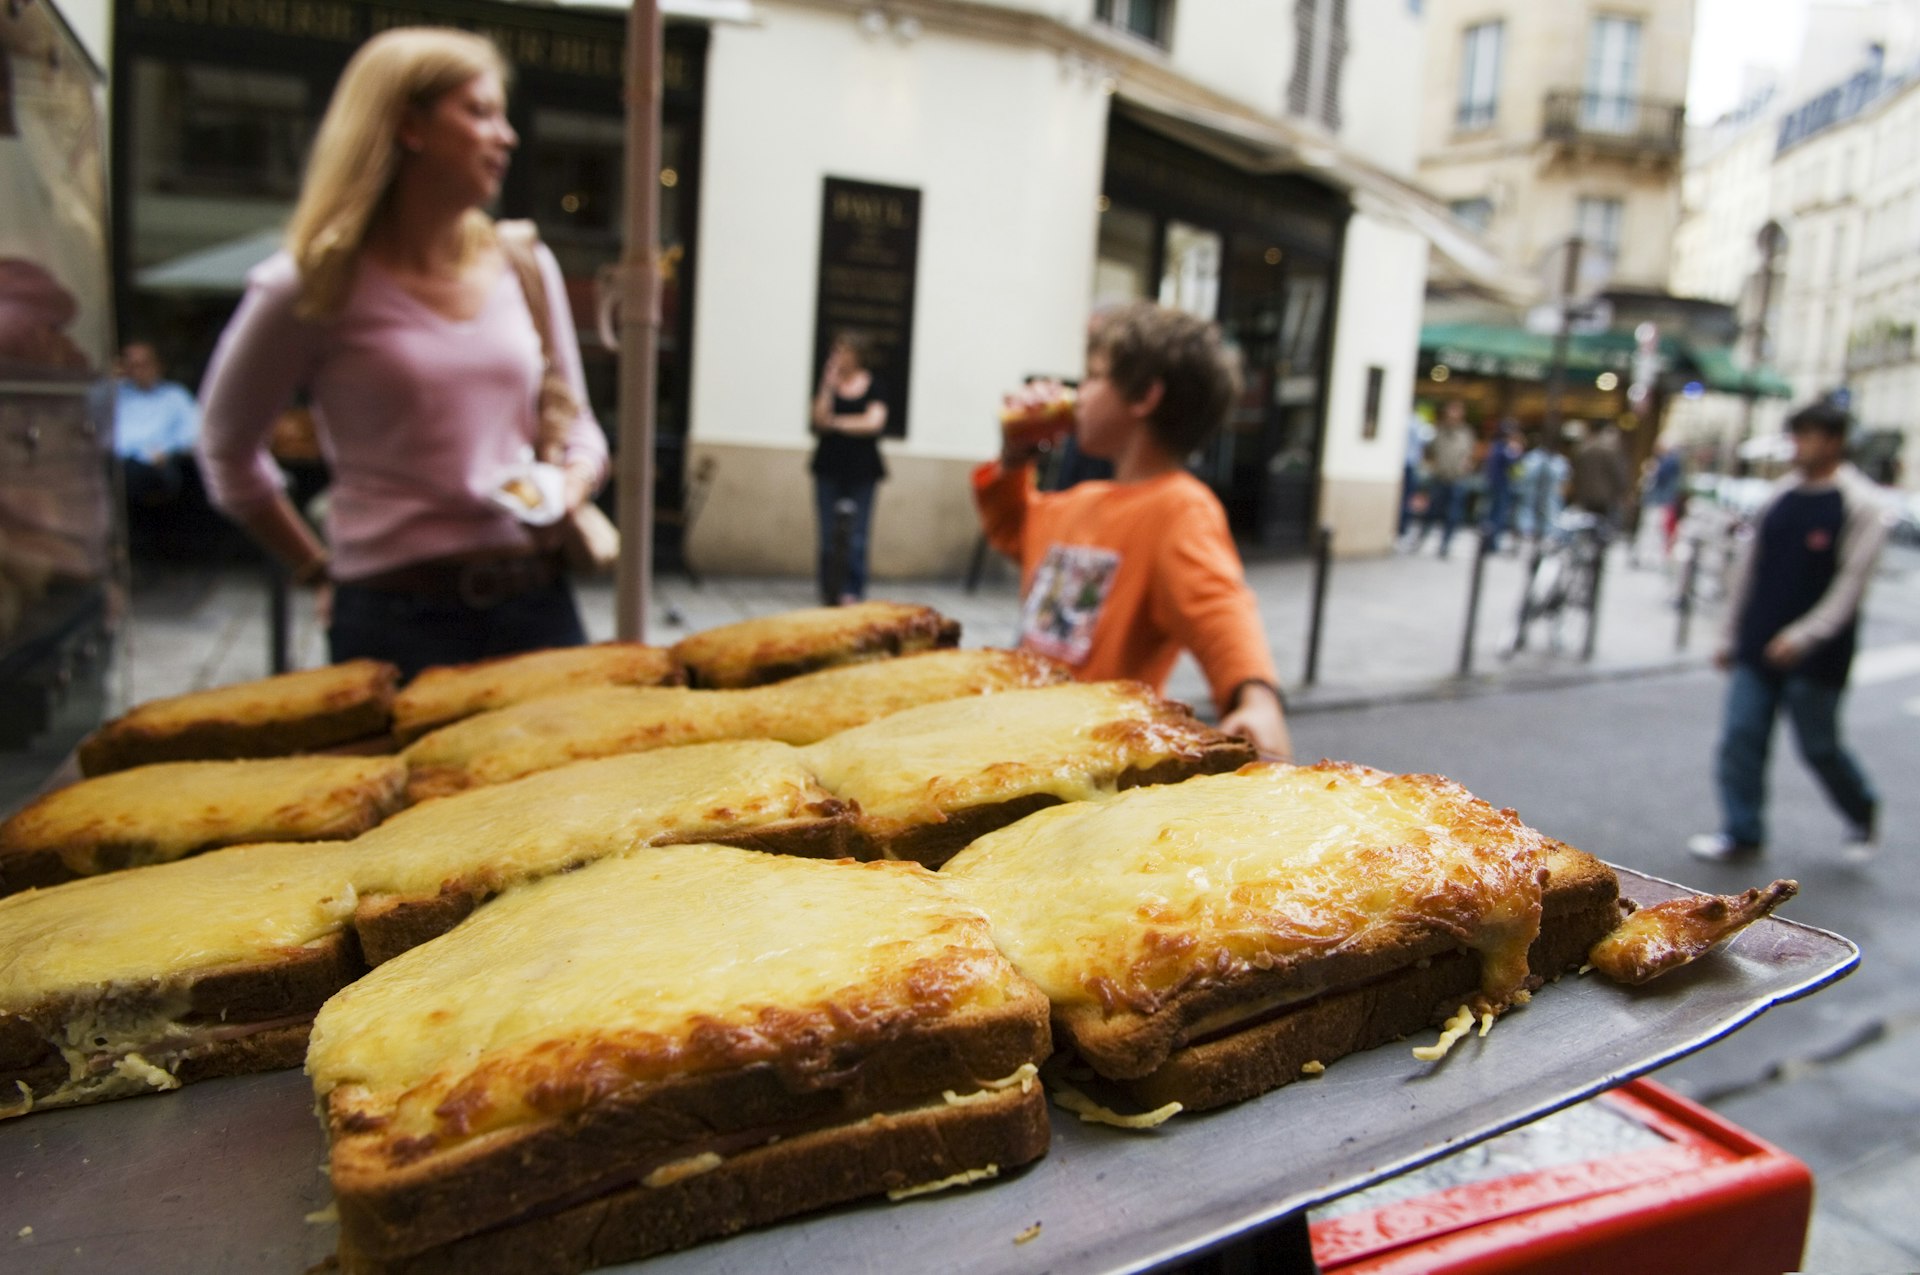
left=809, top=332, right=888, bottom=604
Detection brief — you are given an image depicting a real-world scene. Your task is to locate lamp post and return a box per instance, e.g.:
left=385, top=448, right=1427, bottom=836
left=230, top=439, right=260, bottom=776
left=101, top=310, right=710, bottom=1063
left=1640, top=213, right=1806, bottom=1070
left=614, top=0, right=663, bottom=641
left=1733, top=220, right=1787, bottom=470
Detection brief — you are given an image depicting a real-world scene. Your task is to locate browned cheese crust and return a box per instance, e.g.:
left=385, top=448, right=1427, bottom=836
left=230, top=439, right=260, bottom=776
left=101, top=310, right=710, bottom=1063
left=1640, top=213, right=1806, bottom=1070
left=76, top=660, right=400, bottom=775
left=334, top=1083, right=1050, bottom=1275
left=390, top=644, right=684, bottom=744
left=1123, top=843, right=1622, bottom=1111
left=1587, top=878, right=1798, bottom=985
left=0, top=756, right=407, bottom=895
left=871, top=740, right=1257, bottom=868
left=670, top=602, right=960, bottom=689
left=327, top=984, right=1051, bottom=1263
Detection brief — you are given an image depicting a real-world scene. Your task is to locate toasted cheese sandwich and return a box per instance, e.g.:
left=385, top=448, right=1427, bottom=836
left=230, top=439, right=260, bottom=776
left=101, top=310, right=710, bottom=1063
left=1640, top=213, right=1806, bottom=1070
left=400, top=648, right=1067, bottom=801
left=0, top=743, right=855, bottom=1117
left=0, top=841, right=365, bottom=1117
left=310, top=844, right=1052, bottom=1273
left=941, top=762, right=1623, bottom=1112
left=347, top=741, right=854, bottom=964
left=800, top=681, right=1257, bottom=866
left=77, top=659, right=400, bottom=775
left=670, top=601, right=960, bottom=689
left=389, top=643, right=684, bottom=744
left=0, top=756, right=407, bottom=894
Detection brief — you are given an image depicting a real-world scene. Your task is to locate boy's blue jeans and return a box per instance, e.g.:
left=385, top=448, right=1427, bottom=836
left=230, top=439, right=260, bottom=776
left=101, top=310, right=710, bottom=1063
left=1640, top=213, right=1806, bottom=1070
left=1715, top=661, right=1878, bottom=847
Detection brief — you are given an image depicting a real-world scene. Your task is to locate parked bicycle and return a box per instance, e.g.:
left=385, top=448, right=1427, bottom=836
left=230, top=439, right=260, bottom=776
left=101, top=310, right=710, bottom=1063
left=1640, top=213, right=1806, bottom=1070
left=1504, top=510, right=1608, bottom=657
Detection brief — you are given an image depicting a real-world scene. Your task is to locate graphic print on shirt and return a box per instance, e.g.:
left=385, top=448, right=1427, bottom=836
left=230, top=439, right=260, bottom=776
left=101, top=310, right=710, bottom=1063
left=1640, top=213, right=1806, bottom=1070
left=1019, top=543, right=1121, bottom=666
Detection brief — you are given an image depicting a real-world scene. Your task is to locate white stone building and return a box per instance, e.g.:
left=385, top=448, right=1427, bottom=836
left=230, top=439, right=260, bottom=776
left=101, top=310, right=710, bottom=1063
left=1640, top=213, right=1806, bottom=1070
left=70, top=0, right=1478, bottom=577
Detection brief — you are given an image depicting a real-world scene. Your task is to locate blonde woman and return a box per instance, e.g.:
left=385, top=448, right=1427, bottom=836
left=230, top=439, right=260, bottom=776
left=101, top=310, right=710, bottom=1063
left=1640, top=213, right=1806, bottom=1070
left=197, top=27, right=607, bottom=680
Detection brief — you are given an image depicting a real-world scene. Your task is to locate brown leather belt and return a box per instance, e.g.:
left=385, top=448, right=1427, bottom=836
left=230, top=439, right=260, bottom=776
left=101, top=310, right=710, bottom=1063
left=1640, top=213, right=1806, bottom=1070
left=346, top=552, right=563, bottom=608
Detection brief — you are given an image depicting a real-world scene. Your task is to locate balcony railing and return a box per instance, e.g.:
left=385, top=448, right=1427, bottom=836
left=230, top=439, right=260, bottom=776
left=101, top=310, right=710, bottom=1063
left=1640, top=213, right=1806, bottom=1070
left=1543, top=90, right=1685, bottom=159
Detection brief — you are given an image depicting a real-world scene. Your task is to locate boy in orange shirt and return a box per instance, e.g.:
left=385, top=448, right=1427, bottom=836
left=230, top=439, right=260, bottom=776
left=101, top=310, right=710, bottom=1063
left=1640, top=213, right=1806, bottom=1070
left=973, top=301, right=1291, bottom=759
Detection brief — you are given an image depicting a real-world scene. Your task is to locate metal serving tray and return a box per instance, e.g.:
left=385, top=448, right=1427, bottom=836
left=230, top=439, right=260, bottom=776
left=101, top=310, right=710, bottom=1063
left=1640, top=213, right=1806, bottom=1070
left=0, top=867, right=1857, bottom=1275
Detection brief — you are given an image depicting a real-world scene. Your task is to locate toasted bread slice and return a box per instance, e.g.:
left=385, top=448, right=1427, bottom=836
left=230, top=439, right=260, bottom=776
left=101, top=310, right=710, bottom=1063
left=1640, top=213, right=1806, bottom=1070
left=349, top=741, right=855, bottom=964
left=943, top=762, right=1612, bottom=1108
left=801, top=681, right=1257, bottom=867
left=400, top=648, right=1068, bottom=801
left=77, top=659, right=400, bottom=775
left=0, top=841, right=366, bottom=1118
left=389, top=643, right=683, bottom=744
left=310, top=845, right=1052, bottom=1270
left=670, top=601, right=960, bottom=689
left=0, top=756, right=407, bottom=894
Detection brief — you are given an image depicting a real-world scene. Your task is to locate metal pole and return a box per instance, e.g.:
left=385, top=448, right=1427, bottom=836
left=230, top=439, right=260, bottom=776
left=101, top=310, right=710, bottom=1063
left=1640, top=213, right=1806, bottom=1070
left=1733, top=222, right=1785, bottom=468
left=1675, top=535, right=1698, bottom=652
left=1582, top=535, right=1608, bottom=661
left=1543, top=237, right=1584, bottom=438
left=614, top=0, right=662, bottom=641
left=1303, top=524, right=1333, bottom=686
left=267, top=561, right=291, bottom=674
left=1458, top=529, right=1491, bottom=678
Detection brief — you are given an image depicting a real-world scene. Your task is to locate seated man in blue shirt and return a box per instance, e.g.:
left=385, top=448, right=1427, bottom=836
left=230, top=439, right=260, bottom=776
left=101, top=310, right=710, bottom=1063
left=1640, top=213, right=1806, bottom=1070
left=115, top=341, right=200, bottom=506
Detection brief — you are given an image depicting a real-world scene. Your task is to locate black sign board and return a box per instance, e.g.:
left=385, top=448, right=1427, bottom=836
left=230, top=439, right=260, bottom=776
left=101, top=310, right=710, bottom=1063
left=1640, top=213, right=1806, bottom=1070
left=812, top=177, right=919, bottom=439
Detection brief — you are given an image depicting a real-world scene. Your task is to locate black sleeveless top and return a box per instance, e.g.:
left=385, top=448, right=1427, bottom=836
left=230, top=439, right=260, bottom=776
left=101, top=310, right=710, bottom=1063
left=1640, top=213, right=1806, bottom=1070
left=810, top=384, right=887, bottom=484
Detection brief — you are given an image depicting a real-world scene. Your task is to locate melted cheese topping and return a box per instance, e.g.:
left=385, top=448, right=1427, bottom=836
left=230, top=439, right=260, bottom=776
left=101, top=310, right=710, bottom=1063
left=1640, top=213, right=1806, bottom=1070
left=401, top=649, right=1064, bottom=796
left=1, top=756, right=405, bottom=874
left=801, top=682, right=1221, bottom=831
left=352, top=741, right=838, bottom=900
left=941, top=762, right=1546, bottom=1016
left=308, top=845, right=1017, bottom=1147
left=0, top=841, right=363, bottom=1008
left=94, top=660, right=392, bottom=735
left=671, top=602, right=949, bottom=687
left=391, top=644, right=680, bottom=741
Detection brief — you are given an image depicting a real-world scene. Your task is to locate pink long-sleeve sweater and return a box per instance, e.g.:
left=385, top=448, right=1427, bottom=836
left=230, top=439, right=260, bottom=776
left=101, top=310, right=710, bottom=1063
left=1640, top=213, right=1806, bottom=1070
left=197, top=244, right=608, bottom=582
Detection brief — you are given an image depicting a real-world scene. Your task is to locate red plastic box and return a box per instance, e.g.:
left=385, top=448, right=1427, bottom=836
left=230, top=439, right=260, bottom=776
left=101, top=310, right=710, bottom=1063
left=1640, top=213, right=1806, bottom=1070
left=1311, top=1079, right=1813, bottom=1275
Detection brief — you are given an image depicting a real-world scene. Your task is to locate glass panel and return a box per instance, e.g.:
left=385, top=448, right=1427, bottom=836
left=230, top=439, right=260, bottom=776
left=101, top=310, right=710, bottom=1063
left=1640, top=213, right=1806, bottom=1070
left=1159, top=220, right=1222, bottom=319
left=1583, top=16, right=1642, bottom=132
left=1458, top=21, right=1502, bottom=129
left=1094, top=204, right=1156, bottom=307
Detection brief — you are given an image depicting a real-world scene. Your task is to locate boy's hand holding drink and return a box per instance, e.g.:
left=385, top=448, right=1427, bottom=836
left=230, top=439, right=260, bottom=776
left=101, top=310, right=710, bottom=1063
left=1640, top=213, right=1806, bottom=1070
left=998, top=379, right=1076, bottom=465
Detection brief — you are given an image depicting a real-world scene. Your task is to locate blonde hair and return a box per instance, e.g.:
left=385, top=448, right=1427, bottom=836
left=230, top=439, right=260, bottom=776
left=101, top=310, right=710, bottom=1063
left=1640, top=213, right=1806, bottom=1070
left=286, top=27, right=508, bottom=317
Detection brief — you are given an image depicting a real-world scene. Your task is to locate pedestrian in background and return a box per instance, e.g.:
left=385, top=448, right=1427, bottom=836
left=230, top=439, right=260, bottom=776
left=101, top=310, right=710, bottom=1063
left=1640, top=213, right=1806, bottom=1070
left=114, top=341, right=200, bottom=509
left=1399, top=406, right=1433, bottom=538
left=809, top=330, right=888, bottom=605
left=1479, top=418, right=1522, bottom=552
left=1512, top=425, right=1570, bottom=543
left=198, top=28, right=608, bottom=681
left=1689, top=403, right=1891, bottom=864
left=1641, top=436, right=1687, bottom=562
left=1406, top=398, right=1474, bottom=557
left=1571, top=418, right=1631, bottom=530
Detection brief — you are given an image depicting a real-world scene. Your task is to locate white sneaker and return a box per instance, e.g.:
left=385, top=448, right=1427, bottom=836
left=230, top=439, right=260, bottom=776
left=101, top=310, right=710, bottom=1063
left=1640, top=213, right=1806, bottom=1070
left=1842, top=828, right=1878, bottom=865
left=1687, top=833, right=1762, bottom=863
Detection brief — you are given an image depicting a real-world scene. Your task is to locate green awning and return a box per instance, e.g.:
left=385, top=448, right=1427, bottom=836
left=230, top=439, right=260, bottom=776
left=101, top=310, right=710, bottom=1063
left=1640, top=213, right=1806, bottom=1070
left=1419, top=322, right=1792, bottom=397
left=1682, top=345, right=1794, bottom=399
left=1419, top=322, right=1643, bottom=381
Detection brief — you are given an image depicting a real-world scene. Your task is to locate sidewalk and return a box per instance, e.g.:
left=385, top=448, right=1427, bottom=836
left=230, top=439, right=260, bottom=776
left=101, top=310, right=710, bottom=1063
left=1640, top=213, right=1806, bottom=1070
left=115, top=532, right=1719, bottom=714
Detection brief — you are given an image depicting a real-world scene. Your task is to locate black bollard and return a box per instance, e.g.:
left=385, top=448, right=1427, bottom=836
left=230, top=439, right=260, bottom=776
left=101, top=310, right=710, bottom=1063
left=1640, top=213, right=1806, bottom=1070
left=1458, top=529, right=1491, bottom=678
left=1303, top=524, right=1333, bottom=686
left=267, top=559, right=291, bottom=674
left=1675, top=536, right=1699, bottom=652
left=1582, top=533, right=1608, bottom=662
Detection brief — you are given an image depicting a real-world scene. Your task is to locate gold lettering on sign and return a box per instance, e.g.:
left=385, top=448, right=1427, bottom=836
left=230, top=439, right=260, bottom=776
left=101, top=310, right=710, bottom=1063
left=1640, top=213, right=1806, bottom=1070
left=831, top=191, right=912, bottom=231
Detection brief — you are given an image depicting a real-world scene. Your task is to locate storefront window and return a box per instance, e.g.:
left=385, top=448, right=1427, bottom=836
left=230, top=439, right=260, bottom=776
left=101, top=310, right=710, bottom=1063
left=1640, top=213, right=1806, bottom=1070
left=1159, top=221, right=1221, bottom=318
left=1094, top=204, right=1155, bottom=305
